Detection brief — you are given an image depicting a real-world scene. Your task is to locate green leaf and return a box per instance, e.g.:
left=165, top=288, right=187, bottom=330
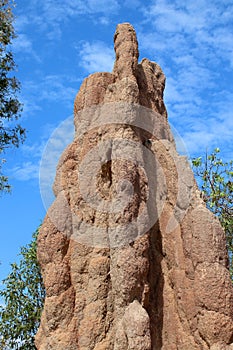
left=0, top=228, right=45, bottom=349
left=192, top=148, right=233, bottom=281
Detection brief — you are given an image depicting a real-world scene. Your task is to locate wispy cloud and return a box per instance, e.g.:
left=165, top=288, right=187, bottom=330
left=78, top=41, right=114, bottom=74
left=21, top=74, right=79, bottom=115
left=16, top=0, right=120, bottom=40
left=12, top=33, right=40, bottom=62
left=40, top=116, right=74, bottom=208
left=10, top=116, right=74, bottom=188
left=12, top=0, right=233, bottom=163
left=9, top=138, right=48, bottom=182
left=139, top=0, right=233, bottom=158
left=38, top=75, right=78, bottom=104
left=123, top=0, right=141, bottom=8
left=11, top=162, right=39, bottom=181
left=84, top=0, right=120, bottom=14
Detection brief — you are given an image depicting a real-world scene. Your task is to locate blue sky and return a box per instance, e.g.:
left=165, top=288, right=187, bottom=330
left=0, top=0, right=233, bottom=281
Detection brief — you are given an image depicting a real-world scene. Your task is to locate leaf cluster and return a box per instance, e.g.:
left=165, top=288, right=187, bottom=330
left=192, top=148, right=233, bottom=277
left=0, top=0, right=25, bottom=193
left=0, top=229, right=45, bottom=350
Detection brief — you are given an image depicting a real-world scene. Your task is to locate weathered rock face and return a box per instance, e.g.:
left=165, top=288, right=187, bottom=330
left=36, top=23, right=233, bottom=350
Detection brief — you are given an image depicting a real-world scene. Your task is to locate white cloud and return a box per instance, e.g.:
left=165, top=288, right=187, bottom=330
left=6, top=72, right=78, bottom=185
left=39, top=75, right=77, bottom=104
left=10, top=116, right=74, bottom=187
left=9, top=140, right=47, bottom=182
left=12, top=34, right=40, bottom=62
left=12, top=0, right=233, bottom=165
left=11, top=162, right=39, bottom=181
left=139, top=0, right=233, bottom=159
left=99, top=17, right=110, bottom=25
left=21, top=142, right=46, bottom=159
left=78, top=41, right=114, bottom=74
left=86, top=0, right=119, bottom=13
left=13, top=34, right=32, bottom=51
left=40, top=116, right=74, bottom=208
left=147, top=1, right=206, bottom=33
left=21, top=74, right=79, bottom=113
left=17, top=0, right=120, bottom=40
left=123, top=0, right=141, bottom=8
left=143, top=0, right=233, bottom=65
left=14, top=15, right=30, bottom=31
left=171, top=91, right=233, bottom=158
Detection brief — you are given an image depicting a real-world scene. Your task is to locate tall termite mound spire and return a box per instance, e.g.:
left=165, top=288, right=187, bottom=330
left=36, top=23, right=233, bottom=350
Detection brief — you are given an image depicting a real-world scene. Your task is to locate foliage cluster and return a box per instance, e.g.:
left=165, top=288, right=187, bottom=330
left=0, top=0, right=25, bottom=193
left=192, top=148, right=233, bottom=277
left=0, top=229, right=45, bottom=350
